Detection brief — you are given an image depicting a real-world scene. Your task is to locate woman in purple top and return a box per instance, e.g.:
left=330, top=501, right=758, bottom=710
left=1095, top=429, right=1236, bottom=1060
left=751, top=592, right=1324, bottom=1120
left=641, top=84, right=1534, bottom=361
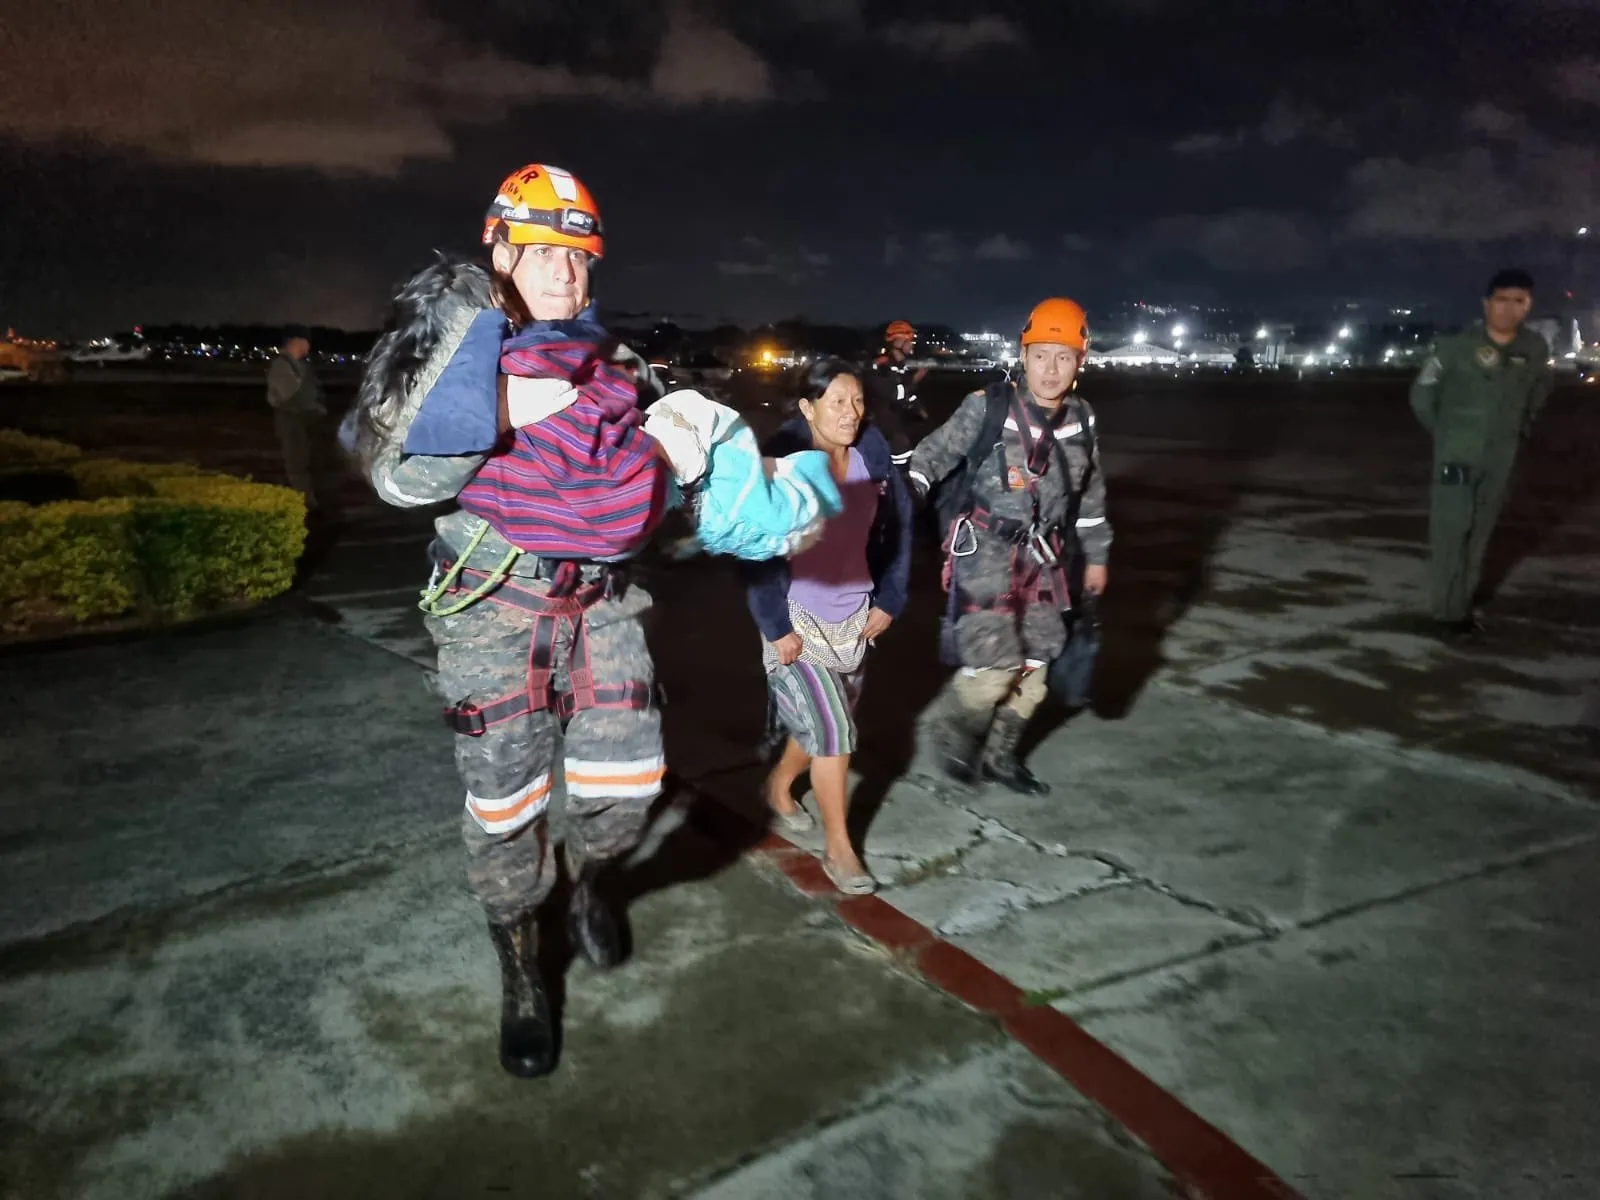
left=745, top=359, right=915, bottom=895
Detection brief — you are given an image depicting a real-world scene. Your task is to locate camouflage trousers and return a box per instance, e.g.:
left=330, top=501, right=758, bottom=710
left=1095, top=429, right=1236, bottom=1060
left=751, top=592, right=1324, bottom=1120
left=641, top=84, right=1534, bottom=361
left=425, top=583, right=663, bottom=925
left=950, top=543, right=1068, bottom=722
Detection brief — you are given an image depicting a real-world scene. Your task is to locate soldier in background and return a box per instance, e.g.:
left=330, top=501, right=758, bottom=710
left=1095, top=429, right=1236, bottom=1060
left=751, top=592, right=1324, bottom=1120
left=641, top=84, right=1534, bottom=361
left=863, top=319, right=929, bottom=471
left=265, top=330, right=325, bottom=510
left=1409, top=269, right=1552, bottom=638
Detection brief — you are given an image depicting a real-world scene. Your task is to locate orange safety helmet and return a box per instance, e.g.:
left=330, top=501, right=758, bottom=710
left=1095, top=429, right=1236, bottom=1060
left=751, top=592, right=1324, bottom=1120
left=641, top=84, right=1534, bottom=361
left=884, top=320, right=917, bottom=343
left=481, top=163, right=604, bottom=258
left=1020, top=298, right=1089, bottom=353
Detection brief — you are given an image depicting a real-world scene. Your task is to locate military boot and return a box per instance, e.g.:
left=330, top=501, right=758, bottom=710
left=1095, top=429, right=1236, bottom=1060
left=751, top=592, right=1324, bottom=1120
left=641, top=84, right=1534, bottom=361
left=980, top=709, right=1050, bottom=795
left=568, top=861, right=625, bottom=970
left=486, top=916, right=557, bottom=1079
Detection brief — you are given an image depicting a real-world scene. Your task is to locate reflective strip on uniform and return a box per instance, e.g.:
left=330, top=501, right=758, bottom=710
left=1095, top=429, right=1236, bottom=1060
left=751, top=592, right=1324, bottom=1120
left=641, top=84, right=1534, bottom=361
left=908, top=469, right=931, bottom=494
left=1075, top=516, right=1106, bottom=527
left=566, top=754, right=667, bottom=800
left=466, top=774, right=553, bottom=834
left=1003, top=415, right=1093, bottom=440
left=891, top=451, right=914, bottom=464
left=378, top=473, right=437, bottom=507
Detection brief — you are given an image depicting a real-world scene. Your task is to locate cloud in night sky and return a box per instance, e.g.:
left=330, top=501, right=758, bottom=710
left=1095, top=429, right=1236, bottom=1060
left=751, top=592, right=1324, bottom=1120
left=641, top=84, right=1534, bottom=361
left=882, top=17, right=1024, bottom=60
left=2, top=0, right=1597, bottom=333
left=0, top=0, right=786, bottom=176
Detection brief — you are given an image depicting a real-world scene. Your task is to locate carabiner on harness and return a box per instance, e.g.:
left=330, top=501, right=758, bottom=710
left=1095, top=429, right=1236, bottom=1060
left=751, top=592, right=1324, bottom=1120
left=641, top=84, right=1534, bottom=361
left=1027, top=526, right=1059, bottom=569
left=947, top=515, right=979, bottom=558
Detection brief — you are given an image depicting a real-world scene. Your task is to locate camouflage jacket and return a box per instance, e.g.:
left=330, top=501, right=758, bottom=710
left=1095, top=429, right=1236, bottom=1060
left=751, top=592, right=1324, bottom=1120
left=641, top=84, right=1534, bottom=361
left=907, top=384, right=1111, bottom=565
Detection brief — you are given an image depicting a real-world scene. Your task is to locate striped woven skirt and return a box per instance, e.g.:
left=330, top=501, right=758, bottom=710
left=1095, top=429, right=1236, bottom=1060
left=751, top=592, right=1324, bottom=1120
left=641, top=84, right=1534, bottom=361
left=762, top=601, right=869, bottom=759
left=767, top=660, right=865, bottom=758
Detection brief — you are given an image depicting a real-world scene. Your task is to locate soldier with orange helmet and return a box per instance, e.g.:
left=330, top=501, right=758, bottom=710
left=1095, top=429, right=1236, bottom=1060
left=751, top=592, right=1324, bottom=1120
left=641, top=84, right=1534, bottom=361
left=346, top=164, right=672, bottom=1082
left=906, top=297, right=1110, bottom=791
left=863, top=319, right=930, bottom=468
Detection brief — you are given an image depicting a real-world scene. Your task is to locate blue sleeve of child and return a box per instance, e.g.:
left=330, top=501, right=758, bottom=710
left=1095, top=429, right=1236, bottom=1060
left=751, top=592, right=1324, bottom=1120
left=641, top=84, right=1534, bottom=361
left=401, top=309, right=508, bottom=457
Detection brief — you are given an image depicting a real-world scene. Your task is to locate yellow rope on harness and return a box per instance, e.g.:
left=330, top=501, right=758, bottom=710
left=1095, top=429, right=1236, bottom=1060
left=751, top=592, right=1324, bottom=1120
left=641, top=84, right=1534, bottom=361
left=418, top=522, right=522, bottom=617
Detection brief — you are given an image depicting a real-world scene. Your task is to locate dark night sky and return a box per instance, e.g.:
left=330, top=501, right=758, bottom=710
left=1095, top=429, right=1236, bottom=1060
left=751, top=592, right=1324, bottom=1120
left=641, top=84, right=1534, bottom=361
left=1, top=0, right=1595, bottom=336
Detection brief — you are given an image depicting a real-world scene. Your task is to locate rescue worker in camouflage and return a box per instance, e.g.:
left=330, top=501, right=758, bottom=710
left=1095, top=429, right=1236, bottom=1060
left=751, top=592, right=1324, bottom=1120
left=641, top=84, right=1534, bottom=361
left=907, top=298, right=1110, bottom=793
left=345, top=165, right=669, bottom=1081
left=1409, top=268, right=1552, bottom=637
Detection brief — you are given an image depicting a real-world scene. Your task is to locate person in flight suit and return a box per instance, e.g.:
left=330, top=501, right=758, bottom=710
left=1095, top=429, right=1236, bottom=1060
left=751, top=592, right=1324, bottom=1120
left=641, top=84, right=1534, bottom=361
left=907, top=298, right=1109, bottom=793
left=1409, top=268, right=1552, bottom=638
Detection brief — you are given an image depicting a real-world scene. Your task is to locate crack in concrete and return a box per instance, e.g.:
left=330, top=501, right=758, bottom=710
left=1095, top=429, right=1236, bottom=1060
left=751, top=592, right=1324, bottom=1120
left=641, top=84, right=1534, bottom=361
left=929, top=879, right=1139, bottom=939
left=1061, top=829, right=1600, bottom=1005
left=1293, top=828, right=1600, bottom=934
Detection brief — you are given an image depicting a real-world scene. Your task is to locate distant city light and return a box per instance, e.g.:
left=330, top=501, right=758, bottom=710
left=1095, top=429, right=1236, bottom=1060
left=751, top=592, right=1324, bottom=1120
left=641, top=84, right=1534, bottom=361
left=1171, top=323, right=1187, bottom=338
left=1383, top=347, right=1397, bottom=361
left=1337, top=326, right=1352, bottom=339
left=1580, top=227, right=1591, bottom=236
left=1173, top=339, right=1184, bottom=350
left=1255, top=327, right=1269, bottom=339
left=1324, top=343, right=1338, bottom=355
left=1132, top=330, right=1148, bottom=345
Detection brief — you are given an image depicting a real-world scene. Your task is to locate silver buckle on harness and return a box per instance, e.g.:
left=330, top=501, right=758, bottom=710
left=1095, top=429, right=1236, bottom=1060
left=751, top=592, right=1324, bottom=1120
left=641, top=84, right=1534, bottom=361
left=1027, top=527, right=1058, bottom=568
left=948, top=515, right=979, bottom=558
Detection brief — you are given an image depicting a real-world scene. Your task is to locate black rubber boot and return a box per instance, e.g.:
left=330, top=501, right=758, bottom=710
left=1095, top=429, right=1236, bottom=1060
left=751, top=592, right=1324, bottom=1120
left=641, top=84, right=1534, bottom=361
left=487, top=917, right=557, bottom=1079
left=980, top=710, right=1050, bottom=795
left=568, top=863, right=624, bottom=970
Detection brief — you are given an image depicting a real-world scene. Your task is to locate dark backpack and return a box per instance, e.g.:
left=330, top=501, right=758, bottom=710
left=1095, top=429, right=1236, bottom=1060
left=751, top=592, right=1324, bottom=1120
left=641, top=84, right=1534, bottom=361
left=931, top=383, right=1012, bottom=535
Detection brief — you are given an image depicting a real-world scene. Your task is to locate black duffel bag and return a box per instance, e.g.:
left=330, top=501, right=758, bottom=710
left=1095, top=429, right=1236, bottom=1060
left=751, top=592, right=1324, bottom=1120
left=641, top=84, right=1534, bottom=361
left=1046, top=553, right=1101, bottom=709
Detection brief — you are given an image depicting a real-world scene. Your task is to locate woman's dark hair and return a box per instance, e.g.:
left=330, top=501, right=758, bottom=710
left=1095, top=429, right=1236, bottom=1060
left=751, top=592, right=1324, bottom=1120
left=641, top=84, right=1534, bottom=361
left=792, top=356, right=862, bottom=409
left=348, top=252, right=492, bottom=474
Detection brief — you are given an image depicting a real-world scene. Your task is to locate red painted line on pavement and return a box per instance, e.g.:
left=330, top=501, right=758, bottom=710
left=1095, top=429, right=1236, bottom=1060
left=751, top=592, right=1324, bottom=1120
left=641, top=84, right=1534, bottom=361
left=687, top=792, right=1301, bottom=1200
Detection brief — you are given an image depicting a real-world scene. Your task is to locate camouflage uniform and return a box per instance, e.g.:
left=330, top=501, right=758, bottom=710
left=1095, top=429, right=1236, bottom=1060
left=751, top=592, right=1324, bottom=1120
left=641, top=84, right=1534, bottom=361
left=362, top=297, right=665, bottom=926
left=425, top=511, right=663, bottom=924
left=908, top=383, right=1109, bottom=789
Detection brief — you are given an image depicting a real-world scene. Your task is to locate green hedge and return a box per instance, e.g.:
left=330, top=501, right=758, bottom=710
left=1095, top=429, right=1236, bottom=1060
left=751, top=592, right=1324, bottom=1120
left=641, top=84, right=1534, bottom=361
left=0, top=429, right=82, bottom=467
left=0, top=435, right=306, bottom=631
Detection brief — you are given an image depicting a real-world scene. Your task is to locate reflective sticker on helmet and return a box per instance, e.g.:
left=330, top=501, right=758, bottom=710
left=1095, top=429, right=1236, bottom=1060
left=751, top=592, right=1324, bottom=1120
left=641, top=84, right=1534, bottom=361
left=545, top=166, right=580, bottom=203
